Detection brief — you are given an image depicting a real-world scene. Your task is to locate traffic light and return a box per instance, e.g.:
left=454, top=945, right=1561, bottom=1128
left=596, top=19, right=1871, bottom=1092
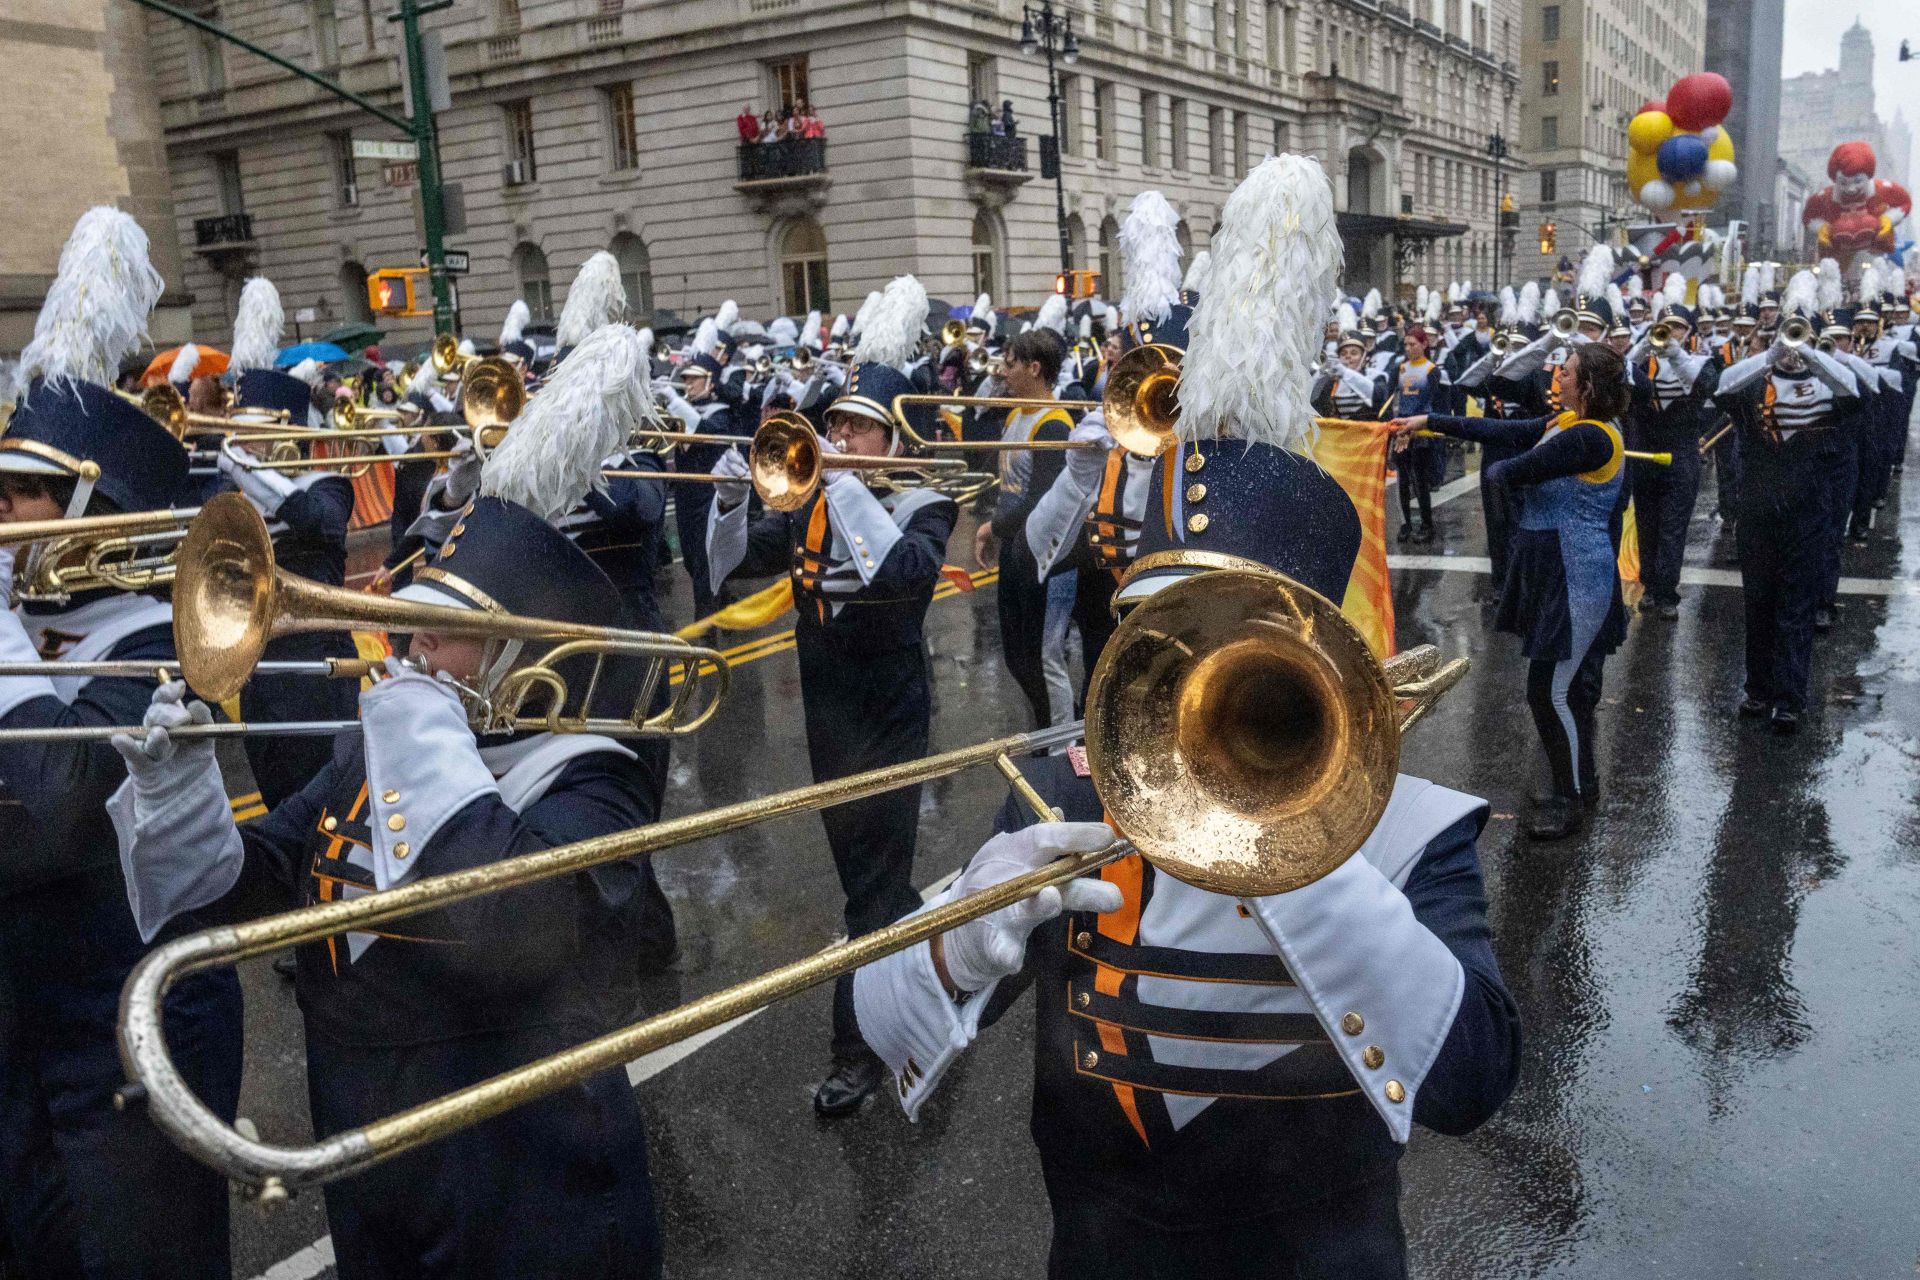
left=368, top=267, right=432, bottom=317
left=1538, top=221, right=1557, bottom=255
left=1054, top=272, right=1070, bottom=296
left=1501, top=191, right=1516, bottom=214
left=1052, top=269, right=1100, bottom=299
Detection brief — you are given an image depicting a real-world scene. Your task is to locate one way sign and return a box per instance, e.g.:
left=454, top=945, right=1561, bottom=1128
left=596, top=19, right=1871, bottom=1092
left=419, top=249, right=471, bottom=274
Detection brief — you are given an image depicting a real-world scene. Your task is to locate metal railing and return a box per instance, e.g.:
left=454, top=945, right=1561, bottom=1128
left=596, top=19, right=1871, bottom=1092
left=737, top=137, right=827, bottom=181
left=193, top=213, right=254, bottom=246
left=966, top=131, right=1028, bottom=171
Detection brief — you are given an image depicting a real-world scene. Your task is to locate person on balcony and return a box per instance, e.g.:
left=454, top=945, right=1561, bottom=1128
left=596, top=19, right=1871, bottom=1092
left=797, top=101, right=825, bottom=139
left=736, top=103, right=759, bottom=143
left=1000, top=99, right=1018, bottom=136
left=970, top=99, right=992, bottom=134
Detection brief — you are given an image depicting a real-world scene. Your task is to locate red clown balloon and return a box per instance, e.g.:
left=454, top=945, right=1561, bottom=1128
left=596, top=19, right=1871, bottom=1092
left=1802, top=141, right=1913, bottom=257
left=1665, top=73, right=1732, bottom=133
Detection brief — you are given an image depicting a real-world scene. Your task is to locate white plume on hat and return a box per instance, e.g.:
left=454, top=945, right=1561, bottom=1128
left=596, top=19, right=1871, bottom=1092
left=1183, top=249, right=1211, bottom=293
left=1335, top=300, right=1358, bottom=333
left=1859, top=259, right=1883, bottom=305
left=1625, top=272, right=1645, bottom=300
left=1446, top=281, right=1462, bottom=304
left=229, top=277, right=284, bottom=371
left=1576, top=246, right=1614, bottom=304
left=1542, top=287, right=1561, bottom=317
left=1035, top=293, right=1069, bottom=336
left=1661, top=272, right=1686, bottom=307
left=499, top=299, right=531, bottom=348
left=1605, top=283, right=1626, bottom=324
left=555, top=251, right=627, bottom=350
left=1740, top=265, right=1760, bottom=307
left=1180, top=154, right=1343, bottom=451
left=18, top=206, right=165, bottom=393
left=1118, top=190, right=1184, bottom=326
left=830, top=313, right=850, bottom=340
left=850, top=290, right=883, bottom=337
left=1816, top=258, right=1843, bottom=312
left=287, top=358, right=323, bottom=387
left=802, top=309, right=823, bottom=349
left=1414, top=285, right=1429, bottom=314
left=715, top=299, right=740, bottom=334
left=635, top=326, right=653, bottom=354
left=1517, top=281, right=1540, bottom=325
left=970, top=292, right=994, bottom=326
left=1781, top=269, right=1819, bottom=319
left=408, top=357, right=439, bottom=399
left=1760, top=262, right=1777, bottom=295
left=1360, top=287, right=1382, bottom=320
left=768, top=316, right=799, bottom=345
left=1424, top=289, right=1442, bottom=322
left=481, top=323, right=662, bottom=522
left=690, top=318, right=720, bottom=357
left=1497, top=285, right=1516, bottom=326
left=167, top=343, right=201, bottom=385
left=852, top=274, right=929, bottom=369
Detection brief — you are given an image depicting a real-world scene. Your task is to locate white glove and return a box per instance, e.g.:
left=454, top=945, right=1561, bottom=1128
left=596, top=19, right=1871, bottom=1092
left=1065, top=411, right=1114, bottom=490
left=816, top=361, right=848, bottom=391
left=713, top=446, right=751, bottom=508
left=760, top=370, right=794, bottom=408
left=0, top=547, right=15, bottom=602
left=818, top=433, right=865, bottom=495
left=110, top=681, right=215, bottom=793
left=218, top=443, right=297, bottom=513
left=939, top=822, right=1123, bottom=992
left=441, top=437, right=482, bottom=506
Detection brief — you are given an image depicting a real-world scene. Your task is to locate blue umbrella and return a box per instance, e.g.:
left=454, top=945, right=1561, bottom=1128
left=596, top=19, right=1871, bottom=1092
left=275, top=341, right=350, bottom=368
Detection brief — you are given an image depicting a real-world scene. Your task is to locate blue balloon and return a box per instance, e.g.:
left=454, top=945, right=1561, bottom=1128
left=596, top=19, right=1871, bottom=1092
left=1657, top=134, right=1709, bottom=182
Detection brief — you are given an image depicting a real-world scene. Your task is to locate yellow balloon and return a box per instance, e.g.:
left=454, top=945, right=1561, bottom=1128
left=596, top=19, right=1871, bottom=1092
left=1628, top=110, right=1675, bottom=155
left=1707, top=128, right=1735, bottom=162
left=1627, top=149, right=1659, bottom=198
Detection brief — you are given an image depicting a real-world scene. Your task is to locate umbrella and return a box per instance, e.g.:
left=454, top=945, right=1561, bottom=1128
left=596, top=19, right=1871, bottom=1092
left=322, top=322, right=385, bottom=353
left=140, top=345, right=227, bottom=386
left=276, top=341, right=351, bottom=368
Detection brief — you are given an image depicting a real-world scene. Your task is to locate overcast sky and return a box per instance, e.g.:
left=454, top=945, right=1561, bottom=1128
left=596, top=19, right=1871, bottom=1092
left=1780, top=3, right=1920, bottom=136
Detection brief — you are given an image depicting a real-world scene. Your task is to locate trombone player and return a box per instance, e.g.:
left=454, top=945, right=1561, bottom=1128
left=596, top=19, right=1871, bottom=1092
left=854, top=157, right=1520, bottom=1278
left=108, top=325, right=675, bottom=1278
left=0, top=207, right=243, bottom=1278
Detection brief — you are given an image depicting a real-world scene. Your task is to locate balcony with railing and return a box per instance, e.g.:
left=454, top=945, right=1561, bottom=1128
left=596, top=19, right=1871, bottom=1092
left=192, top=212, right=256, bottom=261
left=964, top=131, right=1032, bottom=209
left=735, top=138, right=830, bottom=215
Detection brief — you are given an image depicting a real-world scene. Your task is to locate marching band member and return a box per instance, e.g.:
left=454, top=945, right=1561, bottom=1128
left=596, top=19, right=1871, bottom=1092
left=1393, top=342, right=1633, bottom=839
left=705, top=274, right=959, bottom=1117
left=1451, top=281, right=1548, bottom=596
left=1311, top=331, right=1391, bottom=421
left=220, top=275, right=361, bottom=807
left=1850, top=265, right=1915, bottom=541
left=1711, top=271, right=1862, bottom=732
left=110, top=325, right=673, bottom=1278
left=660, top=317, right=746, bottom=622
left=855, top=156, right=1519, bottom=1279
left=1389, top=321, right=1448, bottom=544
left=0, top=206, right=243, bottom=1278
left=1624, top=277, right=1720, bottom=620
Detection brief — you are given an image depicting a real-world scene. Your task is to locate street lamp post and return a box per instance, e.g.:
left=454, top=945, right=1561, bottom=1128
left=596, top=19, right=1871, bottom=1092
left=1020, top=0, right=1079, bottom=274
left=1487, top=127, right=1511, bottom=286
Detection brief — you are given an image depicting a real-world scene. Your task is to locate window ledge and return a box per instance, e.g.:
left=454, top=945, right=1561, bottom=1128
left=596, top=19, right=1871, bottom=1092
left=503, top=182, right=544, bottom=199
left=599, top=170, right=645, bottom=188
left=327, top=206, right=365, bottom=224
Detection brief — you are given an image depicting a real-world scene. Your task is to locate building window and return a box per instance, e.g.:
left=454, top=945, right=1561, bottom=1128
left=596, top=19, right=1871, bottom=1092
left=212, top=150, right=245, bottom=214
left=1207, top=105, right=1225, bottom=178
left=1541, top=3, right=1558, bottom=41
left=188, top=17, right=226, bottom=93
left=1057, top=73, right=1081, bottom=155
left=311, top=0, right=340, bottom=65
left=1443, top=0, right=1460, bottom=35
left=1540, top=115, right=1557, bottom=148
left=359, top=0, right=377, bottom=49
left=504, top=100, right=537, bottom=185
left=604, top=83, right=639, bottom=172
left=340, top=261, right=373, bottom=323
left=780, top=218, right=830, bottom=314
left=1141, top=91, right=1161, bottom=166
left=971, top=211, right=1001, bottom=299
left=610, top=232, right=652, bottom=321
left=967, top=52, right=997, bottom=109
left=767, top=56, right=809, bottom=111
left=1233, top=111, right=1249, bottom=177
left=1542, top=60, right=1559, bottom=96
left=1170, top=98, right=1190, bottom=170
left=513, top=242, right=553, bottom=320
left=1099, top=216, right=1121, bottom=298
left=1169, top=0, right=1185, bottom=41
left=1471, top=2, right=1486, bottom=46
left=1272, top=118, right=1287, bottom=156
left=1539, top=169, right=1557, bottom=204
left=1093, top=81, right=1116, bottom=162
left=326, top=131, right=359, bottom=206
left=496, top=0, right=521, bottom=32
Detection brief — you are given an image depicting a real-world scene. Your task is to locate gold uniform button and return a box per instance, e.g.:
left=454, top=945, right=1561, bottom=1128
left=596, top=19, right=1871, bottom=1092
left=1184, top=451, right=1206, bottom=473
left=1074, top=930, right=1092, bottom=949
left=1341, top=1012, right=1365, bottom=1036
left=1363, top=1045, right=1385, bottom=1070
left=1081, top=1049, right=1100, bottom=1069
left=440, top=541, right=457, bottom=557
left=382, top=789, right=400, bottom=804
left=392, top=841, right=411, bottom=859
left=387, top=814, right=406, bottom=832
left=1075, top=990, right=1091, bottom=1009
left=1186, top=483, right=1207, bottom=503
left=449, top=523, right=466, bottom=537
left=321, top=816, right=338, bottom=833
left=1186, top=513, right=1210, bottom=534
left=853, top=535, right=864, bottom=545
left=1384, top=1079, right=1406, bottom=1104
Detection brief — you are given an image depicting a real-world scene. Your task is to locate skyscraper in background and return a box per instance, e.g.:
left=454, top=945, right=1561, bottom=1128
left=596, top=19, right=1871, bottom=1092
left=1702, top=0, right=1783, bottom=246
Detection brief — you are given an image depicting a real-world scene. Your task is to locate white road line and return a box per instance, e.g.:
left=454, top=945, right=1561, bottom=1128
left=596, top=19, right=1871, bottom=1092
left=251, top=866, right=968, bottom=1280
left=1387, top=554, right=1920, bottom=597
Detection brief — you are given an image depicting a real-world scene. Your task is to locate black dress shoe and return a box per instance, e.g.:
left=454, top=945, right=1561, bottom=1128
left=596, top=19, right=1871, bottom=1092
left=1655, top=602, right=1679, bottom=621
left=1737, top=696, right=1770, bottom=719
left=1769, top=707, right=1800, bottom=734
left=1397, top=522, right=1413, bottom=544
left=813, top=1054, right=886, bottom=1118
left=1813, top=608, right=1833, bottom=633
left=1525, top=796, right=1583, bottom=840
left=1529, top=785, right=1599, bottom=809
left=1414, top=521, right=1436, bottom=544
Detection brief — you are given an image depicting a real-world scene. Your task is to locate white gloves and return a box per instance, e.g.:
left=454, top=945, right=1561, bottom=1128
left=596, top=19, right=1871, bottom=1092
left=441, top=437, right=483, bottom=507
left=110, top=681, right=216, bottom=794
left=1064, top=411, right=1113, bottom=490
left=819, top=434, right=863, bottom=496
left=713, top=446, right=751, bottom=508
left=653, top=379, right=700, bottom=431
left=218, top=443, right=297, bottom=513
left=0, top=546, right=15, bottom=602
left=939, top=822, right=1123, bottom=992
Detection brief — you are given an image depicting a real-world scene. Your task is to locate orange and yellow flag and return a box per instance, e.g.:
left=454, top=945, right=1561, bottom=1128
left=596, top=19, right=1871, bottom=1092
left=1304, top=424, right=1396, bottom=658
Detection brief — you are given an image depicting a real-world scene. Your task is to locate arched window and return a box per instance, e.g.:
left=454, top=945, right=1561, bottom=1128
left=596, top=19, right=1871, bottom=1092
left=779, top=218, right=831, bottom=314
left=339, top=261, right=373, bottom=324
left=1098, top=215, right=1122, bottom=301
left=610, top=232, right=653, bottom=324
left=971, top=211, right=1001, bottom=300
left=513, top=242, right=553, bottom=321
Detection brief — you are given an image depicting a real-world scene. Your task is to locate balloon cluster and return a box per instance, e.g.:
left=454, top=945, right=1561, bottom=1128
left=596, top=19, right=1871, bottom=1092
left=1626, top=73, right=1738, bottom=214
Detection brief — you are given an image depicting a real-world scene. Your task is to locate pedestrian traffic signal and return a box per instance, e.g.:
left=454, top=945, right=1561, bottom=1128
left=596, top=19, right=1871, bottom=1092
left=1538, top=221, right=1557, bottom=255
left=368, top=268, right=432, bottom=317
left=1053, top=269, right=1100, bottom=299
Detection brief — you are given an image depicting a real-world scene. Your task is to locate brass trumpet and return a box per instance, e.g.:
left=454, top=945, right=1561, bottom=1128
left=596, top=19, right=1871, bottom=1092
left=430, top=332, right=473, bottom=376
left=1550, top=308, right=1580, bottom=339
left=1647, top=320, right=1675, bottom=351
left=1777, top=315, right=1813, bottom=349
left=117, top=566, right=1468, bottom=1196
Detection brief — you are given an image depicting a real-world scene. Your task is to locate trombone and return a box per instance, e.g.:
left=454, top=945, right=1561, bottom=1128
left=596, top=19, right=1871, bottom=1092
left=116, top=565, right=1470, bottom=1197
left=114, top=384, right=289, bottom=441
left=0, top=507, right=201, bottom=602
left=0, top=493, right=730, bottom=740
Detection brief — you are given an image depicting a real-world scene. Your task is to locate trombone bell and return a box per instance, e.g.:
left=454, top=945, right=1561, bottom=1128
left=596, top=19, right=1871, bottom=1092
left=1104, top=343, right=1181, bottom=459
left=458, top=357, right=525, bottom=455
left=749, top=412, right=823, bottom=513
left=940, top=319, right=968, bottom=348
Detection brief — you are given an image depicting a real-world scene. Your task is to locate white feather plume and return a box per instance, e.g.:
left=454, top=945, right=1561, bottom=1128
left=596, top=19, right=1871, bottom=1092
left=1518, top=282, right=1540, bottom=325
left=1424, top=290, right=1441, bottom=322
left=690, top=318, right=720, bottom=358
left=802, top=310, right=823, bottom=349
left=1859, top=259, right=1882, bottom=304
left=971, top=292, right=993, bottom=322
left=715, top=300, right=740, bottom=334
left=1576, top=246, right=1614, bottom=304
left=480, top=323, right=661, bottom=521
left=1816, top=258, right=1843, bottom=312
left=1740, top=265, right=1760, bottom=307
left=287, top=358, right=322, bottom=387
left=850, top=291, right=883, bottom=338
left=1183, top=250, right=1211, bottom=293
left=555, top=251, right=626, bottom=350
left=168, top=343, right=200, bottom=385
left=1447, top=281, right=1462, bottom=305
left=1118, top=190, right=1184, bottom=326
left=852, top=275, right=928, bottom=369
left=830, top=313, right=850, bottom=340
left=1336, top=300, right=1358, bottom=333
left=1605, top=283, right=1626, bottom=324
left=1035, top=294, right=1069, bottom=336
left=635, top=326, right=653, bottom=355
left=1626, top=272, right=1644, bottom=300
left=1360, top=288, right=1383, bottom=320
left=768, top=316, right=798, bottom=345
left=1662, top=272, right=1687, bottom=306
left=408, top=357, right=439, bottom=399
left=1460, top=279, right=1473, bottom=297
left=1781, top=269, right=1819, bottom=319
left=1180, top=154, right=1343, bottom=451
left=1542, top=287, right=1561, bottom=317
left=1903, top=246, right=1920, bottom=289
left=17, top=205, right=165, bottom=392
left=499, top=299, right=531, bottom=347
left=457, top=338, right=476, bottom=357
left=230, top=277, right=284, bottom=371
left=1497, top=285, right=1516, bottom=326
left=1760, top=262, right=1777, bottom=295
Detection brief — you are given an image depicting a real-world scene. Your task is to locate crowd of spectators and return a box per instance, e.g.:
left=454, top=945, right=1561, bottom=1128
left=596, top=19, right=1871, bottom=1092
left=736, top=101, right=826, bottom=145
left=967, top=99, right=1019, bottom=136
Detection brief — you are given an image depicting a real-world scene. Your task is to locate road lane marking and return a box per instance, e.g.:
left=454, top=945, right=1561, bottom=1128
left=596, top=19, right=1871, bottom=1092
left=1386, top=554, right=1920, bottom=597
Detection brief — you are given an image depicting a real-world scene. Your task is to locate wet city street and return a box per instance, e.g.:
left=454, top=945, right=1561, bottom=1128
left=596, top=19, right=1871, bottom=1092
left=224, top=433, right=1920, bottom=1280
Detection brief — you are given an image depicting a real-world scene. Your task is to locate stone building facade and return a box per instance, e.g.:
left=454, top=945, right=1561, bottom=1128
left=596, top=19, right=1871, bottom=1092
left=144, top=0, right=1519, bottom=351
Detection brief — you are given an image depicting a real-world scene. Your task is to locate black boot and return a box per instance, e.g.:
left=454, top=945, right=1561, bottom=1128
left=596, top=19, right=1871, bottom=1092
left=1414, top=519, right=1436, bottom=544
left=1397, top=521, right=1413, bottom=544
left=1525, top=795, right=1584, bottom=840
left=813, top=1052, right=886, bottom=1118
left=1737, top=696, right=1770, bottom=719
left=1769, top=707, right=1800, bottom=735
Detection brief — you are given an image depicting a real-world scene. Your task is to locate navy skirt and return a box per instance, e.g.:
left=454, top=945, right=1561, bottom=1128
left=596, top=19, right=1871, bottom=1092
left=1495, top=528, right=1627, bottom=662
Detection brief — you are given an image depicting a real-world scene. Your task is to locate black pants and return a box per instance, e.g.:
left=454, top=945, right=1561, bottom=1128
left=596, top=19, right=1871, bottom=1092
left=1045, top=1168, right=1408, bottom=1280
left=1526, top=648, right=1605, bottom=799
left=1818, top=437, right=1858, bottom=609
left=1071, top=564, right=1118, bottom=711
left=1397, top=440, right=1441, bottom=530
left=1738, top=488, right=1826, bottom=714
left=1711, top=424, right=1742, bottom=518
left=798, top=639, right=931, bottom=1062
left=1630, top=445, right=1702, bottom=606
left=997, top=536, right=1053, bottom=729
left=1479, top=443, right=1522, bottom=587
left=672, top=491, right=719, bottom=623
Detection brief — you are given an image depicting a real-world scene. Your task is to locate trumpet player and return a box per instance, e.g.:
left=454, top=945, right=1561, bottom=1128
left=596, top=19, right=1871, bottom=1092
left=662, top=324, right=748, bottom=622
left=705, top=275, right=960, bottom=1118
left=110, top=326, right=675, bottom=1279
left=855, top=157, right=1519, bottom=1279
left=0, top=207, right=243, bottom=1279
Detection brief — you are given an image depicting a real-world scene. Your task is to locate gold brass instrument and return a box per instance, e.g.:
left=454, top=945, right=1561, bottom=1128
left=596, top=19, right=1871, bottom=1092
left=113, top=385, right=288, bottom=442
left=0, top=507, right=200, bottom=603
left=789, top=347, right=815, bottom=375
left=1550, top=308, right=1580, bottom=339
left=457, top=356, right=525, bottom=457
left=967, top=347, right=1002, bottom=378
left=333, top=399, right=420, bottom=432
left=888, top=344, right=1181, bottom=459
left=940, top=318, right=968, bottom=348
left=1817, top=337, right=1837, bottom=354
left=1490, top=331, right=1513, bottom=357
left=430, top=332, right=474, bottom=376
left=116, top=565, right=1469, bottom=1198
left=1777, top=315, right=1813, bottom=349
left=1647, top=320, right=1675, bottom=351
